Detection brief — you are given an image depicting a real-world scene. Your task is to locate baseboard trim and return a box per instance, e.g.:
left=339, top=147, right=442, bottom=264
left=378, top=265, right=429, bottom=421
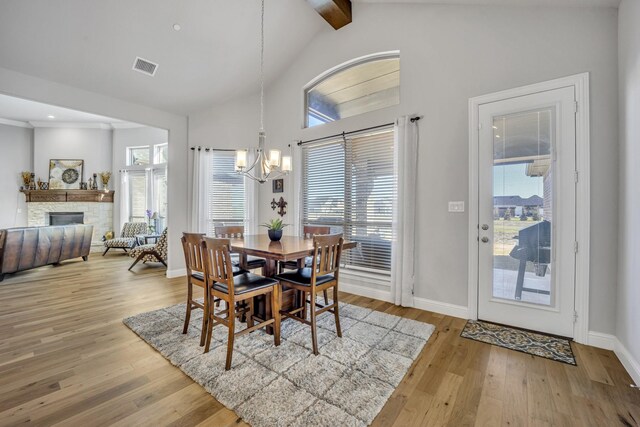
left=166, top=268, right=186, bottom=279
left=339, top=281, right=470, bottom=319
left=614, top=339, right=640, bottom=386
left=413, top=297, right=469, bottom=319
left=587, top=331, right=616, bottom=350
left=339, top=282, right=392, bottom=303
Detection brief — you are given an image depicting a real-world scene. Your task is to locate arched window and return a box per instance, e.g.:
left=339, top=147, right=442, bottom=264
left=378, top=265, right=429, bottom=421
left=304, top=52, right=400, bottom=128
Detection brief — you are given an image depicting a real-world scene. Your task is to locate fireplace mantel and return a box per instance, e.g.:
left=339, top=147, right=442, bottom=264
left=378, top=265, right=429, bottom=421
left=20, top=189, right=114, bottom=203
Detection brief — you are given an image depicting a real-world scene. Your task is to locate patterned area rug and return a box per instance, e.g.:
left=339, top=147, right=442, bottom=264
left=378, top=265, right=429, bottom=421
left=461, top=320, right=576, bottom=365
left=124, top=302, right=435, bottom=427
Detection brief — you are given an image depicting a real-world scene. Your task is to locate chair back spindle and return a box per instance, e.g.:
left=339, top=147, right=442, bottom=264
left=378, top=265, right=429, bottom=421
left=181, top=233, right=206, bottom=275
left=203, top=237, right=236, bottom=295
left=312, top=234, right=344, bottom=280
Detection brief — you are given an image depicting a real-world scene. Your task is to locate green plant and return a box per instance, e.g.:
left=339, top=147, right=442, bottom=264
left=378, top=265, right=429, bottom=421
left=261, top=218, right=288, bottom=231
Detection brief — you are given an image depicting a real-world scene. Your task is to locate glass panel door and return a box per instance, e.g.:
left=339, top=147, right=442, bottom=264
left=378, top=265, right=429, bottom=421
left=492, top=109, right=553, bottom=306
left=477, top=86, right=576, bottom=338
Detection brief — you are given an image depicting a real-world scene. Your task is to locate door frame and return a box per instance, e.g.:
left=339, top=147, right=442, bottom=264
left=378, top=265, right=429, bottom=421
left=467, top=73, right=590, bottom=344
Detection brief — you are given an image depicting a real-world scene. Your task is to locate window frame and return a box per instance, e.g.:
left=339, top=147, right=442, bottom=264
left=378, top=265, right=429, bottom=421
left=207, top=150, right=247, bottom=235
left=303, top=51, right=400, bottom=129
left=300, top=126, right=396, bottom=276
left=124, top=143, right=168, bottom=225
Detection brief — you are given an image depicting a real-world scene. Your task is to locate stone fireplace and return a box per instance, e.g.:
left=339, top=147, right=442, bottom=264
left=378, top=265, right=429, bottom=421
left=28, top=202, right=112, bottom=249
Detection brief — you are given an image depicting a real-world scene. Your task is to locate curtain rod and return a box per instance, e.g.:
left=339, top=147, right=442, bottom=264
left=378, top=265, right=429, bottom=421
left=189, top=146, right=236, bottom=152
left=297, top=116, right=421, bottom=146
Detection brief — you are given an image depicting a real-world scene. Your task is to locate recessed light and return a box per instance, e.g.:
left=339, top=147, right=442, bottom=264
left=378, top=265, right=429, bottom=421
left=47, top=115, right=55, bottom=119
left=173, top=24, right=181, bottom=31
left=495, top=135, right=501, bottom=138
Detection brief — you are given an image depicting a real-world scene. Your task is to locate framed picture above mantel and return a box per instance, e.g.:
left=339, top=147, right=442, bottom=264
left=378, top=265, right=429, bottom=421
left=49, top=159, right=84, bottom=190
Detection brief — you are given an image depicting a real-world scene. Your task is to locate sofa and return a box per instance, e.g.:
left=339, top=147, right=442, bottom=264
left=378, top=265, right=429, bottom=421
left=0, top=224, right=93, bottom=281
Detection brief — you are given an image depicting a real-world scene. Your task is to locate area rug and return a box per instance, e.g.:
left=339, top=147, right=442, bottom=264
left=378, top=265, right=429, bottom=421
left=460, top=320, right=576, bottom=365
left=124, top=301, right=435, bottom=427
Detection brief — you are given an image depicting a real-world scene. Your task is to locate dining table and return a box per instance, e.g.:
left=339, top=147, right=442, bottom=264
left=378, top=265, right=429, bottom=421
left=229, top=234, right=358, bottom=332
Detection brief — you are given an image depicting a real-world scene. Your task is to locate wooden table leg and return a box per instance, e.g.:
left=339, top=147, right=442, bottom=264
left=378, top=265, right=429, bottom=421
left=253, top=258, right=295, bottom=335
left=264, top=259, right=277, bottom=277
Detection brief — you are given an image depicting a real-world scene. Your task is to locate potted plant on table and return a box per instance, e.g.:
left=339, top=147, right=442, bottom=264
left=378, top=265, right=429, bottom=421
left=261, top=218, right=288, bottom=242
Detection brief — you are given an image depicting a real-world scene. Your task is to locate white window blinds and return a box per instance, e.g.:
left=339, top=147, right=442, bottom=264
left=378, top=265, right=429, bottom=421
left=302, top=128, right=396, bottom=273
left=128, top=171, right=147, bottom=222
left=208, top=152, right=245, bottom=235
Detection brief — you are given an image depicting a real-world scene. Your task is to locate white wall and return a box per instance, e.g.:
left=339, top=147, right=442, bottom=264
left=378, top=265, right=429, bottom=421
left=0, top=66, right=188, bottom=275
left=0, top=124, right=32, bottom=228
left=33, top=128, right=112, bottom=184
left=617, top=0, right=640, bottom=382
left=189, top=3, right=619, bottom=334
left=112, top=126, right=169, bottom=232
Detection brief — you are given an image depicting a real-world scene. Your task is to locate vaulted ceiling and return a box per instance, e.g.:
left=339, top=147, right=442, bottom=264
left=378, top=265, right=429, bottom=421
left=0, top=0, right=619, bottom=116
left=0, top=0, right=326, bottom=115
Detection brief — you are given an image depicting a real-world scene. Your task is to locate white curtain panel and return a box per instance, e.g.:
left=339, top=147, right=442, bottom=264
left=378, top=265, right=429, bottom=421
left=119, top=170, right=130, bottom=233
left=244, top=151, right=259, bottom=234
left=293, top=144, right=303, bottom=236
left=391, top=116, right=420, bottom=307
left=191, top=148, right=212, bottom=233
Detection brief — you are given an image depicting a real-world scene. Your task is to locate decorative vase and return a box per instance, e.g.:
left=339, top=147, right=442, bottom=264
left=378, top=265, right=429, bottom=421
left=21, top=173, right=31, bottom=187
left=268, top=229, right=282, bottom=242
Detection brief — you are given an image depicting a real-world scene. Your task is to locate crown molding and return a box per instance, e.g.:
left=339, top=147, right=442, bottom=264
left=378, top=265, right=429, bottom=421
left=0, top=117, right=33, bottom=128
left=28, top=121, right=114, bottom=129
left=110, top=122, right=145, bottom=129
left=0, top=119, right=143, bottom=129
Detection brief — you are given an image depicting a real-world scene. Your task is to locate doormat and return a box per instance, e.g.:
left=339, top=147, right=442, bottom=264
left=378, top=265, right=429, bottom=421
left=461, top=320, right=576, bottom=365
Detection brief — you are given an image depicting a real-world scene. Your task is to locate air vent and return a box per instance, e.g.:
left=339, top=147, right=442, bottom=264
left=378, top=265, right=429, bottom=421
left=132, top=57, right=158, bottom=76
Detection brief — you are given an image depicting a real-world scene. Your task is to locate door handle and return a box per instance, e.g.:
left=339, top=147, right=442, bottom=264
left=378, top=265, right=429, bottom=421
left=481, top=224, right=489, bottom=230
left=481, top=237, right=489, bottom=243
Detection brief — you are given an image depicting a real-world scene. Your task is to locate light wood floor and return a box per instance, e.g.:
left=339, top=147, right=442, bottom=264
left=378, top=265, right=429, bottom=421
left=0, top=255, right=638, bottom=426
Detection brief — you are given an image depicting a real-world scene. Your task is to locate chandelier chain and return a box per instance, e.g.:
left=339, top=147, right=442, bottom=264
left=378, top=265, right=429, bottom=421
left=260, top=0, right=265, bottom=132
left=234, top=0, right=291, bottom=183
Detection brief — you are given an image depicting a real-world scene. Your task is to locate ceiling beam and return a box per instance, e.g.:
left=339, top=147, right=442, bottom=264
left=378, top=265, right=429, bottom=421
left=307, top=0, right=352, bottom=30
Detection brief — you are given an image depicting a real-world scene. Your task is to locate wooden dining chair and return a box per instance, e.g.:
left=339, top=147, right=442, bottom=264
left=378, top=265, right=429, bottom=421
left=202, top=237, right=281, bottom=370
left=275, top=234, right=344, bottom=355
left=279, top=225, right=332, bottom=304
left=181, top=232, right=246, bottom=346
left=181, top=232, right=211, bottom=347
left=214, top=225, right=267, bottom=274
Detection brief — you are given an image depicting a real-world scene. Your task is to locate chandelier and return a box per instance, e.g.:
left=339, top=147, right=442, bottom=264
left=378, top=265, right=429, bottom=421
left=235, top=0, right=291, bottom=183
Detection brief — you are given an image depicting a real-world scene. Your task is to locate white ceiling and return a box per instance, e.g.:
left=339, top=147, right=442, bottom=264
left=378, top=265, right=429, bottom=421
left=0, top=0, right=325, bottom=115
left=0, top=93, right=139, bottom=127
left=0, top=0, right=618, bottom=116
